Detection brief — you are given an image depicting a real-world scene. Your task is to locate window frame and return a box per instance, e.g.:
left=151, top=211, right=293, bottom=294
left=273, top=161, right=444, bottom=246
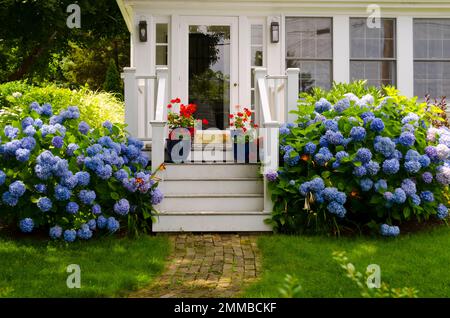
left=349, top=17, right=397, bottom=87
left=154, top=17, right=170, bottom=67
left=284, top=16, right=334, bottom=92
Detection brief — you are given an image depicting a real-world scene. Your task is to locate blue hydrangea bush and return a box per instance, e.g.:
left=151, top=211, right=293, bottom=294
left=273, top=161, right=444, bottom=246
left=267, top=82, right=450, bottom=236
left=0, top=102, right=163, bottom=242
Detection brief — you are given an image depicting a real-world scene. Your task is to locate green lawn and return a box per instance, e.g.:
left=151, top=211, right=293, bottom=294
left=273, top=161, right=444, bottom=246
left=0, top=234, right=170, bottom=297
left=244, top=226, right=450, bottom=298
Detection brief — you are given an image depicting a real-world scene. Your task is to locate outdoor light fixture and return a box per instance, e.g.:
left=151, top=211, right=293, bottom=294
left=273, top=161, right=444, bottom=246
left=139, top=20, right=147, bottom=42
left=270, top=21, right=280, bottom=43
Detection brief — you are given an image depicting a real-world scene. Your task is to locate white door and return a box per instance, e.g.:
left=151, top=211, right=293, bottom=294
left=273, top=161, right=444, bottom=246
left=180, top=16, right=239, bottom=130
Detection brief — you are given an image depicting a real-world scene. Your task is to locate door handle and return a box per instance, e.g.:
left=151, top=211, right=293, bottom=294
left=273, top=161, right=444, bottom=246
left=233, top=83, right=238, bottom=87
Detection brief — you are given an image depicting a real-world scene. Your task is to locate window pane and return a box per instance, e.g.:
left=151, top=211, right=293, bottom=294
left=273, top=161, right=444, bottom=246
left=251, top=47, right=263, bottom=66
left=156, top=24, right=168, bottom=43
left=350, top=61, right=396, bottom=87
left=286, top=17, right=332, bottom=59
left=350, top=18, right=395, bottom=58
left=414, top=19, right=450, bottom=59
left=156, top=45, right=168, bottom=65
left=287, top=59, right=332, bottom=92
left=251, top=25, right=263, bottom=45
left=414, top=61, right=450, bottom=99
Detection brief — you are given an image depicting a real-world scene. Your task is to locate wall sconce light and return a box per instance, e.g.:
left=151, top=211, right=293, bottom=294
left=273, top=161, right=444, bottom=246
left=139, top=20, right=147, bottom=42
left=270, top=21, right=280, bottom=43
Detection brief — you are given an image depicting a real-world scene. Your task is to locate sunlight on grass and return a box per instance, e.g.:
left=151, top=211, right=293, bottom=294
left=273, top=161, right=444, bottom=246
left=0, top=235, right=170, bottom=297
left=243, top=226, right=450, bottom=298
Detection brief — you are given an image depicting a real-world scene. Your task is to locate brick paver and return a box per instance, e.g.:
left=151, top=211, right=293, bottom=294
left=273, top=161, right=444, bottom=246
left=129, top=234, right=261, bottom=298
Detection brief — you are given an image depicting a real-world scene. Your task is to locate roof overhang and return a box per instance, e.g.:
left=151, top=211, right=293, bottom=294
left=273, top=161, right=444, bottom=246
left=116, top=0, right=133, bottom=32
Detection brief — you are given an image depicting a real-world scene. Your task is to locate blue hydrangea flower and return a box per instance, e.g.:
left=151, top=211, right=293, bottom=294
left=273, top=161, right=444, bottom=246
left=19, top=218, right=34, bottom=233
left=304, top=142, right=317, bottom=154
left=308, top=178, right=325, bottom=193
left=15, top=148, right=30, bottom=162
left=4, top=125, right=19, bottom=139
left=420, top=191, right=434, bottom=203
left=410, top=194, right=421, bottom=206
left=393, top=188, right=407, bottom=204
left=61, top=173, right=78, bottom=190
left=151, top=188, right=164, bottom=205
left=402, top=124, right=415, bottom=133
left=79, top=190, right=96, bottom=205
left=265, top=170, right=278, bottom=182
left=114, top=169, right=129, bottom=181
left=66, top=202, right=79, bottom=214
left=382, top=159, right=400, bottom=175
left=87, top=219, right=97, bottom=231
left=107, top=217, right=120, bottom=233
left=324, top=130, right=344, bottom=145
left=78, top=121, right=90, bottom=135
left=324, top=119, right=339, bottom=132
left=289, top=180, right=296, bottom=186
left=77, top=224, right=93, bottom=240
left=335, top=151, right=349, bottom=162
left=405, top=150, right=420, bottom=162
left=90, top=204, right=101, bottom=215
left=422, top=172, right=433, bottom=184
left=114, top=199, right=130, bottom=216
left=64, top=229, right=77, bottom=242
left=33, top=118, right=43, bottom=128
left=404, top=161, right=421, bottom=174
left=24, top=125, right=36, bottom=136
left=49, top=226, right=63, bottom=239
left=37, top=197, right=52, bottom=212
left=355, top=148, right=372, bottom=163
left=66, top=143, right=79, bottom=156
left=401, top=113, right=419, bottom=125
left=21, top=136, right=36, bottom=151
left=398, top=132, right=416, bottom=147
left=54, top=184, right=72, bottom=201
left=103, top=121, right=113, bottom=131
left=350, top=126, right=366, bottom=142
left=334, top=98, right=350, bottom=113
left=437, top=204, right=448, bottom=220
left=9, top=181, right=26, bottom=197
left=327, top=201, right=346, bottom=218
left=73, top=171, right=89, bottom=187
left=360, top=178, right=373, bottom=192
left=364, top=161, right=380, bottom=176
left=374, top=179, right=388, bottom=192
left=419, top=155, right=430, bottom=168
left=319, top=135, right=329, bottom=147
left=384, top=191, right=394, bottom=202
left=41, top=103, right=53, bottom=116
left=322, top=187, right=339, bottom=202
left=314, top=147, right=333, bottom=166
left=380, top=224, right=400, bottom=237
left=97, top=215, right=107, bottom=229
left=299, top=183, right=310, bottom=196
left=96, top=164, right=112, bottom=180
left=21, top=117, right=34, bottom=129
left=374, top=137, right=396, bottom=158
left=353, top=165, right=367, bottom=177
left=370, top=118, right=385, bottom=132
left=401, top=179, right=416, bottom=196
left=0, top=170, right=6, bottom=185
left=279, top=124, right=291, bottom=135
left=425, top=146, right=438, bottom=162
left=360, top=111, right=375, bottom=124
left=2, top=191, right=18, bottom=206
left=315, top=98, right=332, bottom=113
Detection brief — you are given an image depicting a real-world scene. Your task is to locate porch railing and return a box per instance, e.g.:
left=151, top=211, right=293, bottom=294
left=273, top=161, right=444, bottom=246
left=122, top=67, right=168, bottom=171
left=254, top=67, right=299, bottom=213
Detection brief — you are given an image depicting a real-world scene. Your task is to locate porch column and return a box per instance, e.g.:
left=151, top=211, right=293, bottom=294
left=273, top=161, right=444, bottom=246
left=122, top=67, right=138, bottom=137
left=333, top=16, right=350, bottom=84
left=286, top=68, right=300, bottom=123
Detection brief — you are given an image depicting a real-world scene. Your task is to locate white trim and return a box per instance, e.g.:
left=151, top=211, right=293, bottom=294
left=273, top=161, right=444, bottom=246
left=333, top=16, right=350, bottom=84
left=239, top=16, right=250, bottom=108
left=397, top=16, right=414, bottom=97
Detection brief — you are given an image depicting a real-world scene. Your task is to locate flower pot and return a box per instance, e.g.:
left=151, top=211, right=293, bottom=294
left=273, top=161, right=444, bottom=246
left=166, top=138, right=191, bottom=163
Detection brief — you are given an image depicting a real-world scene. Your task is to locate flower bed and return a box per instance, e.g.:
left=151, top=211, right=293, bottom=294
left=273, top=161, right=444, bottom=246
left=267, top=82, right=449, bottom=236
left=0, top=101, right=163, bottom=242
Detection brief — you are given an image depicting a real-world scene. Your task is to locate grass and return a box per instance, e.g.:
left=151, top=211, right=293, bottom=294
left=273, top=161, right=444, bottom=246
left=244, top=226, right=450, bottom=298
left=0, top=234, right=170, bottom=297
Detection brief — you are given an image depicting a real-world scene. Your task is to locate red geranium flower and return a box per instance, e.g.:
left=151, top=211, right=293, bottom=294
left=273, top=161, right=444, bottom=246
left=167, top=104, right=172, bottom=109
left=237, top=112, right=244, bottom=117
left=229, top=114, right=234, bottom=119
left=202, top=119, right=209, bottom=125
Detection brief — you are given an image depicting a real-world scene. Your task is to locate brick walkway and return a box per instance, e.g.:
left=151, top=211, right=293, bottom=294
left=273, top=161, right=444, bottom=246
left=129, top=234, right=261, bottom=298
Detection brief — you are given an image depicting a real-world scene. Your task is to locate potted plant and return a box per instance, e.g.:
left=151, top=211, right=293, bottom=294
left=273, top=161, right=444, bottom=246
left=166, top=98, right=208, bottom=162
left=229, top=107, right=259, bottom=163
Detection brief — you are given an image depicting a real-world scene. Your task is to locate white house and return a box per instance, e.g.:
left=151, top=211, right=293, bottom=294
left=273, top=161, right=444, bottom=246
left=117, top=0, right=450, bottom=232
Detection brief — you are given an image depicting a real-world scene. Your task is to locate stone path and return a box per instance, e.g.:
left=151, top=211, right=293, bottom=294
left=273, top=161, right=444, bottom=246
left=129, top=234, right=261, bottom=298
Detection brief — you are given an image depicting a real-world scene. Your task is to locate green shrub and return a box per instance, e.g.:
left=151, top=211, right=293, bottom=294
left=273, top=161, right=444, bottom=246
left=103, top=59, right=123, bottom=97
left=0, top=81, right=124, bottom=128
left=266, top=82, right=450, bottom=236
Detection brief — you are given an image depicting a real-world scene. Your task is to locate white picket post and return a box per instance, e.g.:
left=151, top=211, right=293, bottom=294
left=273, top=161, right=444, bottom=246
left=286, top=68, right=300, bottom=124
left=122, top=67, right=138, bottom=136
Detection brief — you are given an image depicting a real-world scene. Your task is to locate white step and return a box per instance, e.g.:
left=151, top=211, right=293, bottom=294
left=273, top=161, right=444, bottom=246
left=152, top=212, right=272, bottom=232
left=158, top=194, right=264, bottom=212
left=163, top=163, right=261, bottom=179
left=160, top=178, right=263, bottom=195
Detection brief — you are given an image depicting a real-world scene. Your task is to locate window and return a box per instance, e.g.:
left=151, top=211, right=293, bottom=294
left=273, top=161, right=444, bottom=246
left=156, top=23, right=168, bottom=66
left=414, top=19, right=450, bottom=99
left=286, top=17, right=333, bottom=92
left=350, top=18, right=396, bottom=87
left=251, top=24, right=264, bottom=109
